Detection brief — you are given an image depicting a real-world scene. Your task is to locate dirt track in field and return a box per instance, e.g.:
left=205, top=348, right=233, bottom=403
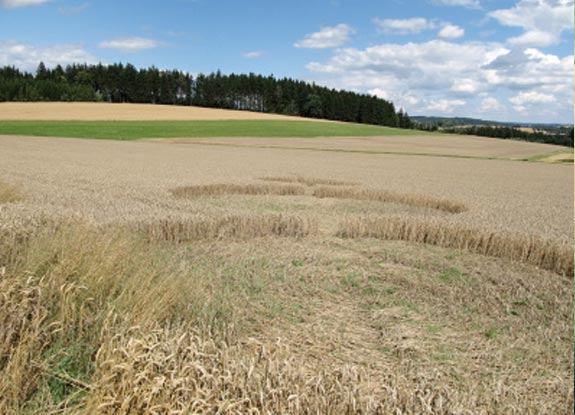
left=0, top=102, right=325, bottom=121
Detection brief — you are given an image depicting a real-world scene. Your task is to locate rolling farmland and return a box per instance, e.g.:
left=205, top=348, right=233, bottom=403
left=0, top=103, right=572, bottom=414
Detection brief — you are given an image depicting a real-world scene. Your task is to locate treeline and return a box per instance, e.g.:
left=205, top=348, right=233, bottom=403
left=2, top=62, right=570, bottom=147
left=0, top=63, right=192, bottom=105
left=0, top=62, right=407, bottom=128
left=440, top=125, right=574, bottom=148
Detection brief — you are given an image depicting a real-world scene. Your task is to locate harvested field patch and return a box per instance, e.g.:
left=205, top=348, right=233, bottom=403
left=137, top=214, right=318, bottom=242
left=0, top=102, right=319, bottom=122
left=337, top=216, right=573, bottom=276
left=314, top=187, right=467, bottom=214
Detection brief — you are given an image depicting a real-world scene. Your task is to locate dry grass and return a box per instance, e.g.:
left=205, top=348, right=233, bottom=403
left=138, top=214, right=318, bottom=242
left=540, top=152, right=574, bottom=163
left=0, top=222, right=437, bottom=414
left=0, top=221, right=572, bottom=414
left=0, top=179, right=22, bottom=204
left=172, top=183, right=306, bottom=198
left=86, top=327, right=382, bottom=415
left=0, top=223, right=325, bottom=414
left=337, top=216, right=573, bottom=276
left=260, top=175, right=355, bottom=186
left=0, top=224, right=190, bottom=413
left=314, top=187, right=467, bottom=214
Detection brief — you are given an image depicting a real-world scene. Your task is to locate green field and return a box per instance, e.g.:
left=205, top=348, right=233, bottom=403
left=0, top=120, right=432, bottom=140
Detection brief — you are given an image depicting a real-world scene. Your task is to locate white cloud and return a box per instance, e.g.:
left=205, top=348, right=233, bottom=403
left=374, top=18, right=435, bottom=35
left=450, top=78, right=479, bottom=93
left=304, top=38, right=573, bottom=121
left=242, top=51, right=264, bottom=58
left=99, top=37, right=165, bottom=52
left=368, top=88, right=390, bottom=100
left=438, top=24, right=465, bottom=39
left=484, top=47, right=572, bottom=89
left=294, top=24, right=354, bottom=49
left=0, top=40, right=98, bottom=72
left=509, top=91, right=556, bottom=105
left=507, top=30, right=557, bottom=47
left=306, top=40, right=508, bottom=87
left=480, top=97, right=503, bottom=112
left=490, top=0, right=574, bottom=47
left=0, top=0, right=49, bottom=8
left=402, top=95, right=421, bottom=106
left=426, top=99, right=466, bottom=113
left=509, top=91, right=556, bottom=113
left=432, top=0, right=481, bottom=8
left=369, top=88, right=421, bottom=107
left=306, top=40, right=507, bottom=115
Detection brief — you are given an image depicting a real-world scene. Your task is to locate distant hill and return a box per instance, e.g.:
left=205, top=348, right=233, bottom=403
left=411, top=116, right=571, bottom=129
left=411, top=115, right=573, bottom=147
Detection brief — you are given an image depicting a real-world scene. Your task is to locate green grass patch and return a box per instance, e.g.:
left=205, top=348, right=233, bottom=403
left=521, top=149, right=574, bottom=163
left=438, top=267, right=469, bottom=284
left=0, top=120, right=432, bottom=140
left=484, top=326, right=499, bottom=340
left=424, top=324, right=442, bottom=334
left=42, top=340, right=95, bottom=403
left=342, top=271, right=362, bottom=289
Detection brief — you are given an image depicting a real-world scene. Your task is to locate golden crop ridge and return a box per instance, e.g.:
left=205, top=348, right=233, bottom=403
left=171, top=183, right=306, bottom=198
left=313, top=187, right=467, bottom=214
left=337, top=216, right=573, bottom=276
left=138, top=214, right=318, bottom=242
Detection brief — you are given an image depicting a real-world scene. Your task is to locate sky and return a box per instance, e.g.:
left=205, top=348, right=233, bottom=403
left=0, top=0, right=573, bottom=123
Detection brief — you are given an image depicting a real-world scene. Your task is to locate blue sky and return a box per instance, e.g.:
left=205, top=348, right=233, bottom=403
left=1, top=0, right=573, bottom=123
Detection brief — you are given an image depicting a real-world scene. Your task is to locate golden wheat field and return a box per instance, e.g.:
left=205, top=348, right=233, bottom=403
left=0, top=102, right=324, bottom=121
left=0, top=117, right=573, bottom=413
left=165, top=134, right=569, bottom=159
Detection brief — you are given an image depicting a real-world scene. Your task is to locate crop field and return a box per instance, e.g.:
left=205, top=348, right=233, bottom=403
left=0, top=103, right=569, bottom=160
left=0, top=120, right=429, bottom=140
left=0, top=102, right=319, bottom=121
left=0, top=104, right=573, bottom=414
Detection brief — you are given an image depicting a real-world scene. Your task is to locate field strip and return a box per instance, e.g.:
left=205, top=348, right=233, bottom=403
left=0, top=102, right=327, bottom=122
left=521, top=149, right=574, bottom=163
left=0, top=120, right=421, bottom=139
left=148, top=139, right=538, bottom=163
left=171, top=140, right=574, bottom=164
